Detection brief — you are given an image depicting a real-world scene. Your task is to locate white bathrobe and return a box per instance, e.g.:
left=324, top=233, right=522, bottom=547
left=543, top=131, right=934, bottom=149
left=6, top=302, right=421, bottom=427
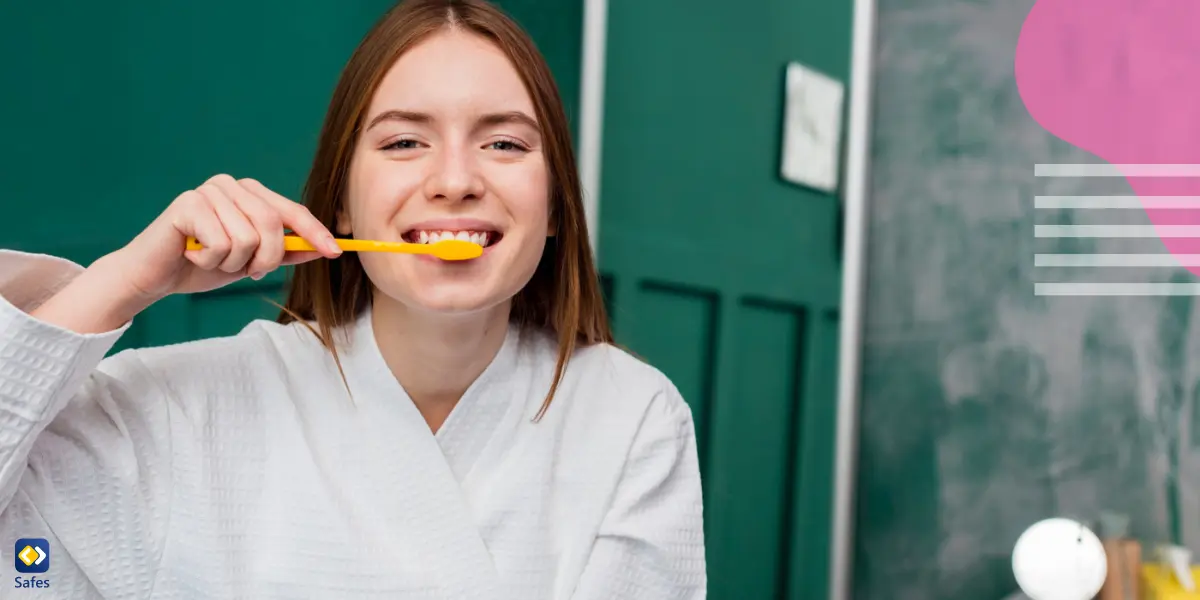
left=0, top=250, right=706, bottom=599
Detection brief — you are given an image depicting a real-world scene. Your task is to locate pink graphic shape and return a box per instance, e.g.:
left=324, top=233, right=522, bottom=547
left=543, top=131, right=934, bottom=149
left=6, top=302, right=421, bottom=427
left=1015, top=0, right=1200, bottom=261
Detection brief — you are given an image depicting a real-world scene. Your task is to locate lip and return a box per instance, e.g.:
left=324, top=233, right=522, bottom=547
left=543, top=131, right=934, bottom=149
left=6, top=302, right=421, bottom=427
left=403, top=217, right=504, bottom=234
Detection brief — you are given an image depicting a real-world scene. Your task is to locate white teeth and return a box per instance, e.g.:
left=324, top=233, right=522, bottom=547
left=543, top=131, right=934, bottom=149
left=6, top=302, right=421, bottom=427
left=410, top=230, right=494, bottom=245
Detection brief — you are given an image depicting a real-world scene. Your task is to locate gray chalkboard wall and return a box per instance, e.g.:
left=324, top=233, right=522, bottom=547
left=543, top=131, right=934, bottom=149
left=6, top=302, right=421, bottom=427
left=854, top=0, right=1199, bottom=598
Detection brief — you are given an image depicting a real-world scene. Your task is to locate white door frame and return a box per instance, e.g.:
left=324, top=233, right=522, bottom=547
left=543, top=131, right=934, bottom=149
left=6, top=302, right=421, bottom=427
left=830, top=0, right=879, bottom=596
left=578, top=0, right=608, bottom=257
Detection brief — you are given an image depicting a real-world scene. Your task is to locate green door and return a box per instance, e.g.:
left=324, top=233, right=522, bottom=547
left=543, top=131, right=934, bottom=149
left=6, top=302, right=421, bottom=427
left=2, top=1, right=581, bottom=354
left=597, top=1, right=853, bottom=598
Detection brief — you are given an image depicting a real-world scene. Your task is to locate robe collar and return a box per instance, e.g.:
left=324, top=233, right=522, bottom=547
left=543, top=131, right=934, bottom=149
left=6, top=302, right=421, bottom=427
left=339, top=306, right=526, bottom=482
left=321, top=307, right=523, bottom=594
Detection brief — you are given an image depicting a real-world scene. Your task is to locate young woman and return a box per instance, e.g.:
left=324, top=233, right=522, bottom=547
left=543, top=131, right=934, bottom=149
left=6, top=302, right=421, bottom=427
left=0, top=0, right=705, bottom=597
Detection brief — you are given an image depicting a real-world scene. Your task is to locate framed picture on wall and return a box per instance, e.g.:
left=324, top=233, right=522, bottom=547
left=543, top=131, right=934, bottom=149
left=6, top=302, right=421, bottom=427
left=780, top=61, right=846, bottom=194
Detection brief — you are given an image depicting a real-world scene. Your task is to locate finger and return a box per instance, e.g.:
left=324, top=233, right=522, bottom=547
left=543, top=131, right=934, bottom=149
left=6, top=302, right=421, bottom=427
left=211, top=176, right=285, bottom=279
left=197, top=183, right=259, bottom=274
left=176, top=191, right=232, bottom=271
left=239, top=178, right=342, bottom=258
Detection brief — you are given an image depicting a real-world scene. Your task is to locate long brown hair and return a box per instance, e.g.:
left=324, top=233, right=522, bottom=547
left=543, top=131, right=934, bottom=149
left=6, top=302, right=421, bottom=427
left=278, top=0, right=612, bottom=421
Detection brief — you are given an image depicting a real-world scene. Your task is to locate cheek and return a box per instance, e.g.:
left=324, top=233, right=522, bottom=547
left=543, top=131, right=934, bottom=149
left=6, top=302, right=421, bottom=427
left=505, top=193, right=552, bottom=286
left=497, top=167, right=552, bottom=232
left=345, top=157, right=421, bottom=237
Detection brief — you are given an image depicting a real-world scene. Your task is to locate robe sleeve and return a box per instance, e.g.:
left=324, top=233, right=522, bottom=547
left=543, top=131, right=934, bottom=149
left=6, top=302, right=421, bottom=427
left=572, top=379, right=708, bottom=600
left=0, top=249, right=172, bottom=594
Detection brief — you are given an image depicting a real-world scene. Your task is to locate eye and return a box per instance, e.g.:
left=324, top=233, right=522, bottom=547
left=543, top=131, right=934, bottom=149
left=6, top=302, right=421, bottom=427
left=487, top=138, right=529, bottom=152
left=382, top=138, right=423, bottom=151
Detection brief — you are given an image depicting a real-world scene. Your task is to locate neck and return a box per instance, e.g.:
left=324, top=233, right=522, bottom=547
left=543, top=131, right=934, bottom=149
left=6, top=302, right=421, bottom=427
left=370, top=294, right=512, bottom=433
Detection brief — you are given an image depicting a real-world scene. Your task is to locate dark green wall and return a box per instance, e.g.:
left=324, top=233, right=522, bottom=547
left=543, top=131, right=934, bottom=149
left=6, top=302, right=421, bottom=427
left=854, top=0, right=1186, bottom=598
left=2, top=1, right=392, bottom=256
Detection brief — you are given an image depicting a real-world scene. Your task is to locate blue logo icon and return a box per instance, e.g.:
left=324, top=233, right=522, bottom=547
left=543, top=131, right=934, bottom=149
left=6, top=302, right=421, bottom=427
left=14, top=539, right=48, bottom=574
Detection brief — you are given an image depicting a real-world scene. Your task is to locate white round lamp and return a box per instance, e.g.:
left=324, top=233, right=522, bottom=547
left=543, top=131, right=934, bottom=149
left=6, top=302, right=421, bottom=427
left=1012, top=518, right=1108, bottom=600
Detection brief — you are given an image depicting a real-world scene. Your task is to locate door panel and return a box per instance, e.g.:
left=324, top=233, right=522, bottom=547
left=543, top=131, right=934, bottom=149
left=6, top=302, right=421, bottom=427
left=790, top=310, right=840, bottom=597
left=599, top=0, right=853, bottom=597
left=725, top=301, right=808, bottom=600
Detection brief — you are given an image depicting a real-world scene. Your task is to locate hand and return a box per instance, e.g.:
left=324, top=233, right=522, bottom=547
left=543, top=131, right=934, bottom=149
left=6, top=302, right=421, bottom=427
left=30, top=174, right=343, bottom=334
left=115, top=174, right=342, bottom=300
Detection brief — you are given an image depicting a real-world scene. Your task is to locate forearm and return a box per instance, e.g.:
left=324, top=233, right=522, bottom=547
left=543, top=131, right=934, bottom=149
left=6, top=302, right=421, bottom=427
left=29, top=252, right=152, bottom=335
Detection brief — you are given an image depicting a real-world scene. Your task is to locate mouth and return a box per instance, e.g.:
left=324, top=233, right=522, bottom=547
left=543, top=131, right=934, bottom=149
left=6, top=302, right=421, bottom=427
left=401, top=228, right=503, bottom=248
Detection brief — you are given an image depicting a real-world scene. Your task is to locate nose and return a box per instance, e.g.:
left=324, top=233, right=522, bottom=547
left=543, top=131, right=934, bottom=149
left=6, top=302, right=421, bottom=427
left=422, top=143, right=484, bottom=203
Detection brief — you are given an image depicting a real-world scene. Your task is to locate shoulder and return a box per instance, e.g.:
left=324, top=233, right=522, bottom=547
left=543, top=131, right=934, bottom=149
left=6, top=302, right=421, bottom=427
left=576, top=342, right=689, bottom=411
left=583, top=343, right=697, bottom=442
left=524, top=330, right=695, bottom=438
left=100, top=318, right=333, bottom=400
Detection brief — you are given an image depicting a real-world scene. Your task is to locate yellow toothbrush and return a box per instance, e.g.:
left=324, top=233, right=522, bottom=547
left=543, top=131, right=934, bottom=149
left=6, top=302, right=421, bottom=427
left=185, top=235, right=483, bottom=261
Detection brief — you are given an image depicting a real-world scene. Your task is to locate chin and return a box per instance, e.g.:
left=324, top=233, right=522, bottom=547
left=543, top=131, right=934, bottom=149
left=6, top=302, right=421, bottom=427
left=371, top=270, right=515, bottom=316
left=408, top=287, right=506, bottom=315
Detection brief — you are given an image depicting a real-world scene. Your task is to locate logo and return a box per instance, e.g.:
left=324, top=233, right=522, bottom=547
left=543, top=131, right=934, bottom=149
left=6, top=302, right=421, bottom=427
left=13, top=539, right=48, bottom=574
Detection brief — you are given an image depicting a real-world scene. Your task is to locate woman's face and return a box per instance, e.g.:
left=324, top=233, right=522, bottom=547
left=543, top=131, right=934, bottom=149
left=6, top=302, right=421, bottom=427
left=341, top=29, right=551, bottom=316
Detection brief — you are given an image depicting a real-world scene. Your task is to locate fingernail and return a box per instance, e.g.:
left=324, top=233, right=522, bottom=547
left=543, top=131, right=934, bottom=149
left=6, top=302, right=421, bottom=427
left=251, top=271, right=265, bottom=281
left=325, top=235, right=342, bottom=254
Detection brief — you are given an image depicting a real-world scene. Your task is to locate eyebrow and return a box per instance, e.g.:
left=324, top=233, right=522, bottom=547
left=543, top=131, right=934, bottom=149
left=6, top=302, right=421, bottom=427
left=477, top=111, right=540, bottom=133
left=365, top=109, right=541, bottom=135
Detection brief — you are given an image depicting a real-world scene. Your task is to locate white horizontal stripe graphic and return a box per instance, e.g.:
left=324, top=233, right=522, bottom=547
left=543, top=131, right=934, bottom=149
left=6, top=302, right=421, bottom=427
left=1036, top=283, right=1200, bottom=296
left=1035, top=225, right=1200, bottom=238
left=1035, top=254, right=1200, bottom=267
left=1035, top=196, right=1200, bottom=209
